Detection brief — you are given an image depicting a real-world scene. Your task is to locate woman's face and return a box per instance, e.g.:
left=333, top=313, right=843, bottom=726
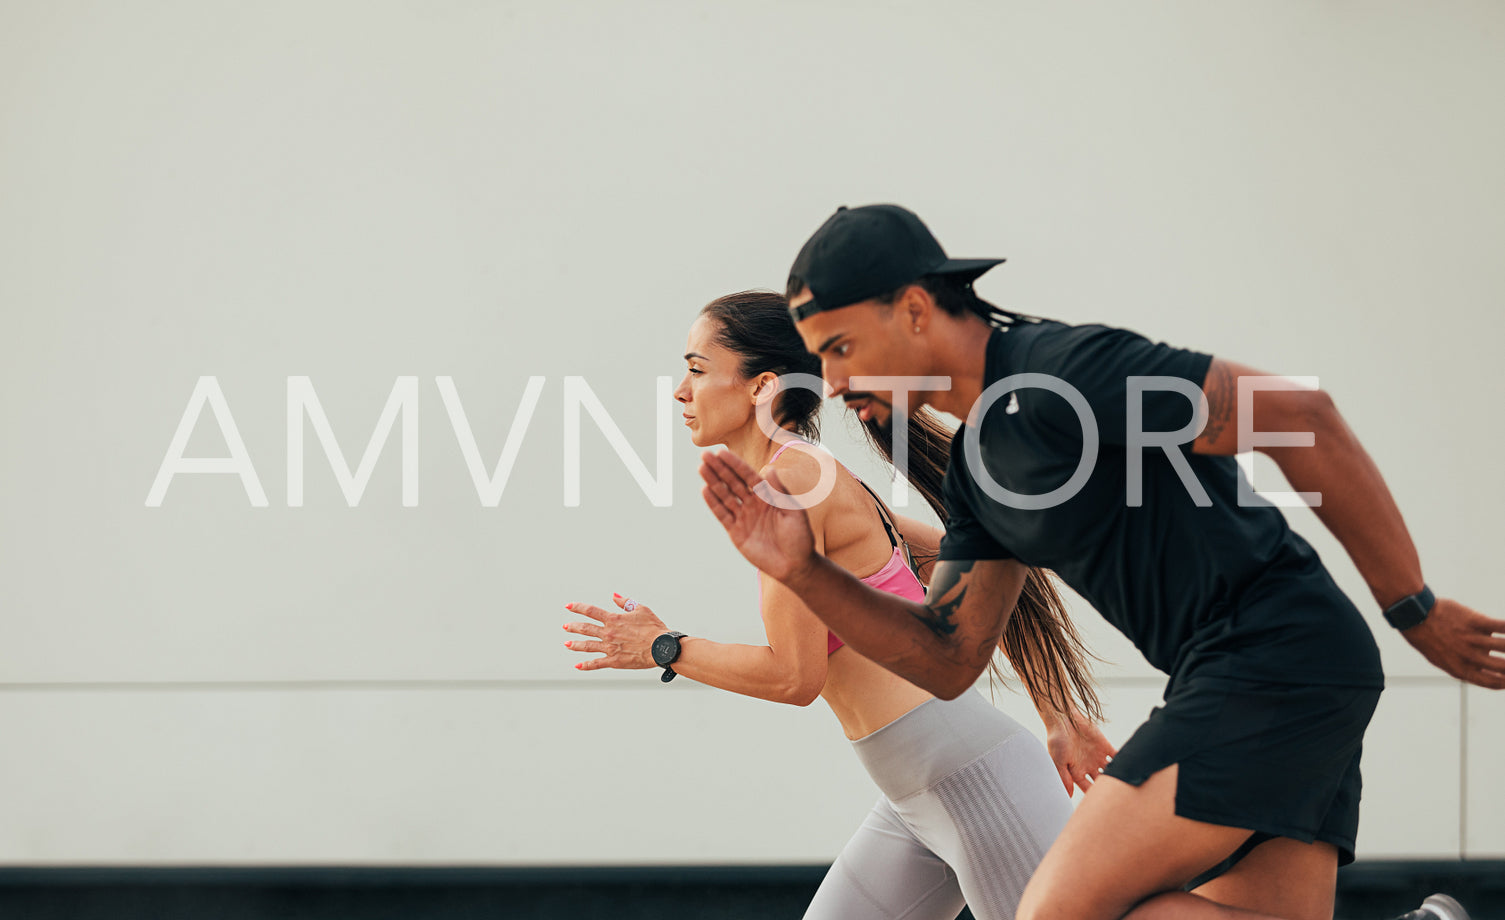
left=673, top=315, right=758, bottom=448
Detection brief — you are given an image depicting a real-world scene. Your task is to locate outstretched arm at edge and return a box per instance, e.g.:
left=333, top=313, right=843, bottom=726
left=564, top=593, right=829, bottom=706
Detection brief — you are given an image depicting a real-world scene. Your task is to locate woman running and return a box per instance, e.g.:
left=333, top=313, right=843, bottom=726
left=563, top=290, right=1114, bottom=920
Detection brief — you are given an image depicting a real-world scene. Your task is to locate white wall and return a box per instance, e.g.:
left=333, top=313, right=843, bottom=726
left=0, top=0, right=1500, bottom=865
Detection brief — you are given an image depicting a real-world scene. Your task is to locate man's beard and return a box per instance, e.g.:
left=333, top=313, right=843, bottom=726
left=847, top=395, right=896, bottom=441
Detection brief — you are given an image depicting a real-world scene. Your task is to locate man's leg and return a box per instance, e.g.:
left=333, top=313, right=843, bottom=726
left=1016, top=765, right=1334, bottom=920
left=1185, top=836, right=1338, bottom=920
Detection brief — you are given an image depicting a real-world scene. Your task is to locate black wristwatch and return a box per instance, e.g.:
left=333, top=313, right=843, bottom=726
left=1382, top=585, right=1436, bottom=631
left=651, top=631, right=688, bottom=683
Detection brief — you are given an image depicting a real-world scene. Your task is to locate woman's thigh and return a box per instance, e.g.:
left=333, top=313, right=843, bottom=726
left=803, top=796, right=966, bottom=920
left=898, top=730, right=1075, bottom=920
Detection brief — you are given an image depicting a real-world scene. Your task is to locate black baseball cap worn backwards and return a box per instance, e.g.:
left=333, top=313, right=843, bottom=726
left=788, top=204, right=1004, bottom=322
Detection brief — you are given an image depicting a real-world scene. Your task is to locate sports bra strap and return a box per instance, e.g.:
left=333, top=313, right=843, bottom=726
left=767, top=437, right=804, bottom=465
left=853, top=478, right=920, bottom=584
left=852, top=477, right=899, bottom=550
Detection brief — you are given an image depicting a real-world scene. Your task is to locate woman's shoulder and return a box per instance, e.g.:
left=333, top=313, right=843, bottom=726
left=759, top=441, right=825, bottom=490
left=760, top=442, right=864, bottom=522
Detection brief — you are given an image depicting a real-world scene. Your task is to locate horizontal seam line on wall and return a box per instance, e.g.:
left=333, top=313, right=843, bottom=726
left=0, top=675, right=1455, bottom=692
left=0, top=679, right=686, bottom=692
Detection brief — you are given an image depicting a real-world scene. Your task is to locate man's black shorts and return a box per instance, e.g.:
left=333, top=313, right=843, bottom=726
left=1102, top=673, right=1383, bottom=869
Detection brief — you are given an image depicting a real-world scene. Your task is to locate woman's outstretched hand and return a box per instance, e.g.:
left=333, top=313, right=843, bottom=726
left=563, top=594, right=668, bottom=672
left=1045, top=710, right=1117, bottom=797
left=698, top=449, right=818, bottom=585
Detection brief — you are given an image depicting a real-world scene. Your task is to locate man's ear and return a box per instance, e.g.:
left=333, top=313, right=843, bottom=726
left=902, top=284, right=933, bottom=333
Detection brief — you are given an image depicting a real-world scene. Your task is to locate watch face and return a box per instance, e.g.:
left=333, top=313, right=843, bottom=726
left=1386, top=596, right=1427, bottom=630
left=651, top=634, right=678, bottom=667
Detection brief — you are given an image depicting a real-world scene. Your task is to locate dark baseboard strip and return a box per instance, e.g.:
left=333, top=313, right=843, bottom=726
left=0, top=860, right=1498, bottom=920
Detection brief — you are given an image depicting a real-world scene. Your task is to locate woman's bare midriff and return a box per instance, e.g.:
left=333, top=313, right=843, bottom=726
left=776, top=454, right=940, bottom=741
left=820, top=643, right=935, bottom=740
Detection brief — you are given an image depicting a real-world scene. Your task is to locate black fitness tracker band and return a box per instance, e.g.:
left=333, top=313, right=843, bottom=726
left=1382, top=584, right=1436, bottom=631
left=651, top=631, right=688, bottom=683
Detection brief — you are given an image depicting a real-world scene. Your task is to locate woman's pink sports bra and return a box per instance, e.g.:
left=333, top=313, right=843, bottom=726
left=762, top=438, right=926, bottom=655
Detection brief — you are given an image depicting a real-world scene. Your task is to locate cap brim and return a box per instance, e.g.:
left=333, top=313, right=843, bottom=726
left=933, top=257, right=1005, bottom=280
left=790, top=257, right=1007, bottom=322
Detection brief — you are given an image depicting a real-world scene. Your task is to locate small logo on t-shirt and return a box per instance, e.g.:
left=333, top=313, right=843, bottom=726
left=1005, top=392, right=1020, bottom=415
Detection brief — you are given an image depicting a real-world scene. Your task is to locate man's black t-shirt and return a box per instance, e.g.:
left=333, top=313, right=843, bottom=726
left=937, top=322, right=1383, bottom=688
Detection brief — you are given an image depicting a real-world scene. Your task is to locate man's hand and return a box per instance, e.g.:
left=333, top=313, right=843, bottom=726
left=1402, top=598, right=1505, bottom=690
left=698, top=449, right=818, bottom=585
left=1045, top=710, right=1118, bottom=796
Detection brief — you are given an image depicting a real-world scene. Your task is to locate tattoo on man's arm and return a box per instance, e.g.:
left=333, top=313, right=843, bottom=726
left=1201, top=361, right=1235, bottom=446
left=914, top=560, right=975, bottom=640
left=916, top=588, right=966, bottom=638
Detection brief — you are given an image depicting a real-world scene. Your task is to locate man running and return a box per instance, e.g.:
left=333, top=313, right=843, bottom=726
left=698, top=204, right=1502, bottom=920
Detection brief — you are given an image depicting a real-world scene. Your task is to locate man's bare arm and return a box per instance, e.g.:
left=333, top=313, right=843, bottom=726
left=784, top=554, right=1028, bottom=700
left=1194, top=357, right=1421, bottom=605
left=1193, top=357, right=1505, bottom=688
left=698, top=448, right=1028, bottom=697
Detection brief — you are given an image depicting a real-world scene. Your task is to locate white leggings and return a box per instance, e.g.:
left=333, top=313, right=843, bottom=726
left=804, top=691, right=1073, bottom=920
